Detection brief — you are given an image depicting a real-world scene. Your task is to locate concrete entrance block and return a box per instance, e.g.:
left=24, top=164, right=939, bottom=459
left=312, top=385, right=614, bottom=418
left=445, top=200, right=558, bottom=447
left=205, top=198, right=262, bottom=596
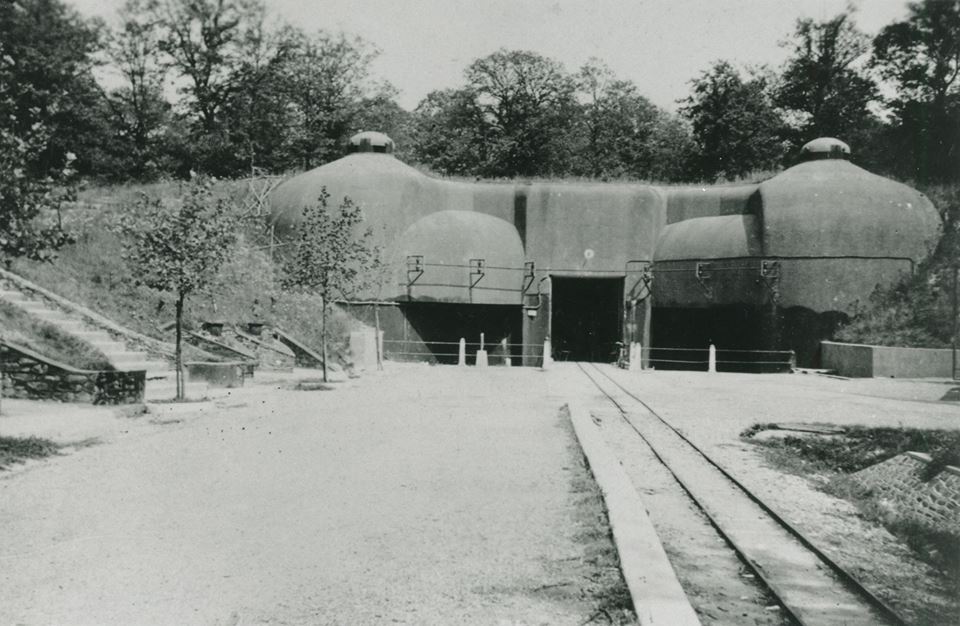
left=349, top=329, right=383, bottom=371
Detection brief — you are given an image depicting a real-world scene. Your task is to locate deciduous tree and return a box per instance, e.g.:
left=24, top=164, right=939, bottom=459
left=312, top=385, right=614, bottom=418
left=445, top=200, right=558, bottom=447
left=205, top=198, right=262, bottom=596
left=680, top=61, right=786, bottom=180
left=873, top=0, right=960, bottom=181
left=775, top=9, right=879, bottom=149
left=282, top=187, right=379, bottom=382
left=118, top=178, right=239, bottom=399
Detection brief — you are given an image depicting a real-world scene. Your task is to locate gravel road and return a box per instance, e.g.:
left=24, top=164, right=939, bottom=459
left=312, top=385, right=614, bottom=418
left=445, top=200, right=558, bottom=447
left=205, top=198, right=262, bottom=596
left=0, top=364, right=627, bottom=625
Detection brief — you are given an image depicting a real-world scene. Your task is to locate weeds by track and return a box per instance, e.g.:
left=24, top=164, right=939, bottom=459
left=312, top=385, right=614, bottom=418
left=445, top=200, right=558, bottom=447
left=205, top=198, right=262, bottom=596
left=576, top=361, right=909, bottom=626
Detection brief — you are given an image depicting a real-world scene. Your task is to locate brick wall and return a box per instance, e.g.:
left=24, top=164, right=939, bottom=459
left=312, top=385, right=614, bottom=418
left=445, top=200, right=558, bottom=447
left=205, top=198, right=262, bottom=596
left=1, top=341, right=145, bottom=405
left=852, top=452, right=960, bottom=531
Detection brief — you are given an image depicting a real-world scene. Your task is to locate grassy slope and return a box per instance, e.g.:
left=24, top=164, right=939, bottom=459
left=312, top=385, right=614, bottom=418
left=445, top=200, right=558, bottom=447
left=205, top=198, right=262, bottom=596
left=836, top=182, right=960, bottom=348
left=743, top=424, right=960, bottom=592
left=14, top=184, right=360, bottom=363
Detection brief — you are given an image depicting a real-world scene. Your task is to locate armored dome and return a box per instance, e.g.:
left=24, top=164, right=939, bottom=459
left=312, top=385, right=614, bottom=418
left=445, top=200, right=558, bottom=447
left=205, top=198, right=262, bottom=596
left=348, top=131, right=394, bottom=154
left=799, top=137, right=851, bottom=161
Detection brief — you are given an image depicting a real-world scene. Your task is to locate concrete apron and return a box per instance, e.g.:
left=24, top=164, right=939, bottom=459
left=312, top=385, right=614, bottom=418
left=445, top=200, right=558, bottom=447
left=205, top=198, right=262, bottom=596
left=567, top=401, right=701, bottom=626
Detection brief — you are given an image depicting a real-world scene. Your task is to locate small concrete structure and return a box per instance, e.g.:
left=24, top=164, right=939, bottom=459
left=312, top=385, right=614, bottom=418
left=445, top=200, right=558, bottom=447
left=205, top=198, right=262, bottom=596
left=822, top=341, right=954, bottom=378
left=349, top=329, right=383, bottom=371
left=184, top=361, right=246, bottom=388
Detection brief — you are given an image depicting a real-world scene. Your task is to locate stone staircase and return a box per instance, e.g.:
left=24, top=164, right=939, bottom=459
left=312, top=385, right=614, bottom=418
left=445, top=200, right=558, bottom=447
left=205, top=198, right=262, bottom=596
left=0, top=287, right=169, bottom=376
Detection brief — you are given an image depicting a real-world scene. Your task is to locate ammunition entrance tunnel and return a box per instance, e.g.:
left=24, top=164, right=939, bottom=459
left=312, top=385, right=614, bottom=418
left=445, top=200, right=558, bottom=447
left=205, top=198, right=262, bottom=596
left=270, top=133, right=940, bottom=370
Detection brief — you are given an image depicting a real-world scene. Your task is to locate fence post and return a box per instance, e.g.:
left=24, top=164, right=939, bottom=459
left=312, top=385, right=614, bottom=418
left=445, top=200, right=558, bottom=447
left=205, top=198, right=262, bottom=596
left=789, top=350, right=796, bottom=371
left=458, top=338, right=466, bottom=367
left=501, top=338, right=510, bottom=367
left=542, top=338, right=553, bottom=369
left=708, top=344, right=716, bottom=373
left=476, top=332, right=488, bottom=367
left=629, top=342, right=642, bottom=371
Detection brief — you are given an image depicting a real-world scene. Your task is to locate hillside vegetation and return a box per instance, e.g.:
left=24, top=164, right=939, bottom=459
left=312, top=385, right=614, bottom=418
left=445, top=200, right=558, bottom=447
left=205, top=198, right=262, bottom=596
left=11, top=182, right=362, bottom=365
left=837, top=182, right=960, bottom=348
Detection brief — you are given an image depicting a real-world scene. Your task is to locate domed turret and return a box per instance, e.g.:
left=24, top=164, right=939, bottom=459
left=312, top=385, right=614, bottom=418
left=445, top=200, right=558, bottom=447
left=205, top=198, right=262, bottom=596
left=799, top=137, right=851, bottom=161
left=348, top=131, right=394, bottom=154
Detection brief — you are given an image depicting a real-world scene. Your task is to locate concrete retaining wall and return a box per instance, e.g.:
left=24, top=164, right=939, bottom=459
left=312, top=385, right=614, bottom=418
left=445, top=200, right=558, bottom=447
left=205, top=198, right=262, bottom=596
left=0, top=341, right=145, bottom=404
left=852, top=452, right=960, bottom=531
left=822, top=341, right=953, bottom=378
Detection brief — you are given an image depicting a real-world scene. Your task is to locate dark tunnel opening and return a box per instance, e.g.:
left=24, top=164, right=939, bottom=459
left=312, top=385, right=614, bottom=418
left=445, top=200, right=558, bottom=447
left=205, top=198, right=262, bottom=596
left=650, top=305, right=789, bottom=372
left=550, top=277, right=624, bottom=362
left=395, top=302, right=522, bottom=364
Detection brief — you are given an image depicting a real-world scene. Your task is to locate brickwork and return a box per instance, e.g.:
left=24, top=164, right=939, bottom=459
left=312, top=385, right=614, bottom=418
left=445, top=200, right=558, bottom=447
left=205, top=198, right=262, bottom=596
left=1, top=341, right=145, bottom=405
left=852, top=452, right=960, bottom=531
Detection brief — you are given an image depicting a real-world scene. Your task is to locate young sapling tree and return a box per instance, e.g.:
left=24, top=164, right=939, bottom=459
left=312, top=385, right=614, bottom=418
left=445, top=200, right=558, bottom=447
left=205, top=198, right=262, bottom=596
left=117, top=177, right=238, bottom=399
left=282, top=186, right=379, bottom=381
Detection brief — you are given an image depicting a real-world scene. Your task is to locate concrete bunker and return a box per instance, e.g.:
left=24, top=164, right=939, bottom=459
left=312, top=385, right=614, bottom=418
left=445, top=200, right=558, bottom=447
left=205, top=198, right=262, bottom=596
left=269, top=133, right=941, bottom=370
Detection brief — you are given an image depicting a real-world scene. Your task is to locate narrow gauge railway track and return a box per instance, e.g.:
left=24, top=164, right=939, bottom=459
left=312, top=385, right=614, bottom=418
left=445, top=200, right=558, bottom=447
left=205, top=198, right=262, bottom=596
left=576, top=361, right=908, bottom=626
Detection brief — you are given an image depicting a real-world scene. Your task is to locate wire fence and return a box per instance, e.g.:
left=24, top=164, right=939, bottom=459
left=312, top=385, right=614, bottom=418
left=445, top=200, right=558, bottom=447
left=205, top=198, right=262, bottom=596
left=382, top=339, right=795, bottom=372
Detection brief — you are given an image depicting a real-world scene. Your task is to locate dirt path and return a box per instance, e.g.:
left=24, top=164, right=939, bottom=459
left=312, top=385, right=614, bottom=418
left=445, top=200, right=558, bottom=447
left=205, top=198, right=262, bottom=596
left=0, top=364, right=630, bottom=625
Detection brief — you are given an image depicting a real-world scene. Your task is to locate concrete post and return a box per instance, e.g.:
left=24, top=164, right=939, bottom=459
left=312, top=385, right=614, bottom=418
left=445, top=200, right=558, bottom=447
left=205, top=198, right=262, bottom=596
left=501, top=338, right=510, bottom=367
left=476, top=349, right=488, bottom=367
left=542, top=338, right=553, bottom=369
left=458, top=338, right=466, bottom=367
left=708, top=344, right=716, bottom=373
left=629, top=342, right=642, bottom=372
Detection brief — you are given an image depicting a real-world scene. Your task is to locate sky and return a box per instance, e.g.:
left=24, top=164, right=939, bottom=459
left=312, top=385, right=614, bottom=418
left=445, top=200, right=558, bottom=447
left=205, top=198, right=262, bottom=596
left=67, top=0, right=914, bottom=111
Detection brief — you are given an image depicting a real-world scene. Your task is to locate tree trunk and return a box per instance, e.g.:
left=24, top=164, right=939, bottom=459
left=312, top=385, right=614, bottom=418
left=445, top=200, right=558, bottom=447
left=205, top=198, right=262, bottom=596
left=321, top=301, right=329, bottom=383
left=175, top=292, right=185, bottom=400
left=374, top=303, right=383, bottom=371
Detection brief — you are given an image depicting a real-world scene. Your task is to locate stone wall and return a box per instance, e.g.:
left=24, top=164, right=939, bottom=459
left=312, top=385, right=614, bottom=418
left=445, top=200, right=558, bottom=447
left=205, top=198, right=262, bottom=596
left=1, top=341, right=145, bottom=405
left=852, top=452, right=960, bottom=531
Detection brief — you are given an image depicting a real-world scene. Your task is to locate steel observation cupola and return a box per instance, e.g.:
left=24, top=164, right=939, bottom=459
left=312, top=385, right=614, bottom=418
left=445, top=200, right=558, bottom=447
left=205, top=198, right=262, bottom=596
left=347, top=131, right=395, bottom=154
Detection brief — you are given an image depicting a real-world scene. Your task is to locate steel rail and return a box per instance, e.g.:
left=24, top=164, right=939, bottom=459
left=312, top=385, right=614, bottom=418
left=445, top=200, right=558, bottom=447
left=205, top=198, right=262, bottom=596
left=577, top=361, right=908, bottom=626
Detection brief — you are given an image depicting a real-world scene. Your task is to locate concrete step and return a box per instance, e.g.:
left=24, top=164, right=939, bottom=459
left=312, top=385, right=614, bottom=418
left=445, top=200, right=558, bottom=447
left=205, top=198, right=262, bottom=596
left=0, top=289, right=27, bottom=301
left=89, top=340, right=129, bottom=353
left=116, top=362, right=171, bottom=375
left=26, top=308, right=70, bottom=320
left=72, top=329, right=115, bottom=342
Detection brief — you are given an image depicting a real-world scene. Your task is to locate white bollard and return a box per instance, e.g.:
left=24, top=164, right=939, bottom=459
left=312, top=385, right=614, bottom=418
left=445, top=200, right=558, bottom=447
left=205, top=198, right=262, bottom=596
left=476, top=349, right=488, bottom=367
left=708, top=343, right=717, bottom=373
left=629, top=342, right=642, bottom=371
left=501, top=338, right=510, bottom=367
left=542, top=338, right=553, bottom=369
left=458, top=338, right=466, bottom=367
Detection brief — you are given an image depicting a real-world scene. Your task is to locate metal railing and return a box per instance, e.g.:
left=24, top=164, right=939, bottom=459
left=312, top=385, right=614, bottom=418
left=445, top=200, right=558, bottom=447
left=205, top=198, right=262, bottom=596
left=382, top=339, right=795, bottom=372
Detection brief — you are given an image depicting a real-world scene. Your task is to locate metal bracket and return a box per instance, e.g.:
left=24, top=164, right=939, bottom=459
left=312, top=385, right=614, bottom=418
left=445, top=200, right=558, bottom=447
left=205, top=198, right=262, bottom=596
left=758, top=259, right=780, bottom=303
left=406, top=255, right=424, bottom=286
left=469, top=258, right=485, bottom=289
left=627, top=264, right=654, bottom=305
left=521, top=261, right=535, bottom=295
left=695, top=262, right=713, bottom=298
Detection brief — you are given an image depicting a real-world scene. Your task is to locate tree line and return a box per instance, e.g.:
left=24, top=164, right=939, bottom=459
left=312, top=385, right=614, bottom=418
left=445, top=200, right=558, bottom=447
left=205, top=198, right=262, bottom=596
left=1, top=0, right=958, bottom=193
